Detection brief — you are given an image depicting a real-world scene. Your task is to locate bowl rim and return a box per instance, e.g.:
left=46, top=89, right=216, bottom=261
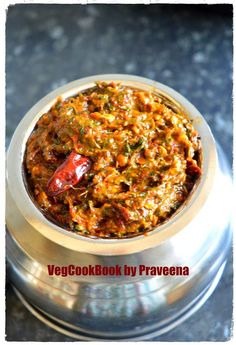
left=6, top=74, right=218, bottom=255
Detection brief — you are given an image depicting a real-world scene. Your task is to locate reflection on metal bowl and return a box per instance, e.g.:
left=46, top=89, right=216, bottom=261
left=6, top=74, right=232, bottom=340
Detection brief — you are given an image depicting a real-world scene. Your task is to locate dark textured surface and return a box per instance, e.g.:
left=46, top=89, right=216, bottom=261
left=6, top=4, right=233, bottom=341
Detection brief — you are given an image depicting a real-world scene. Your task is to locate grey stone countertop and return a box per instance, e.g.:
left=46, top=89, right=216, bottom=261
left=6, top=4, right=233, bottom=341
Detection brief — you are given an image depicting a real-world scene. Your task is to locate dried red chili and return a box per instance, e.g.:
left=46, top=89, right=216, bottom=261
left=46, top=152, right=91, bottom=197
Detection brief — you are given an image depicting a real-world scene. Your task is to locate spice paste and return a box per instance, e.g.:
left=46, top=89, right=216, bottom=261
left=25, top=82, right=201, bottom=238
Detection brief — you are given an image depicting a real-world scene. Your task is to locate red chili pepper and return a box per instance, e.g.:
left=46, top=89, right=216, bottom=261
left=46, top=151, right=91, bottom=197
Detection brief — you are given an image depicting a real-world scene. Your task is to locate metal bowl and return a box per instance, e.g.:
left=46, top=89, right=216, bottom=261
left=6, top=74, right=232, bottom=340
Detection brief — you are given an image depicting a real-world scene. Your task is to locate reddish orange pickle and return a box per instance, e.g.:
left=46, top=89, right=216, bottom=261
left=25, top=82, right=201, bottom=238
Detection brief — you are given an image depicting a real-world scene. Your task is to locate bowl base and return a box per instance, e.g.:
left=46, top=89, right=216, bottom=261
left=11, top=261, right=226, bottom=341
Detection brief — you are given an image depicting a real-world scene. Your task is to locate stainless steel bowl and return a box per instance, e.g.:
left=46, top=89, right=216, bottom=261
left=6, top=74, right=232, bottom=340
